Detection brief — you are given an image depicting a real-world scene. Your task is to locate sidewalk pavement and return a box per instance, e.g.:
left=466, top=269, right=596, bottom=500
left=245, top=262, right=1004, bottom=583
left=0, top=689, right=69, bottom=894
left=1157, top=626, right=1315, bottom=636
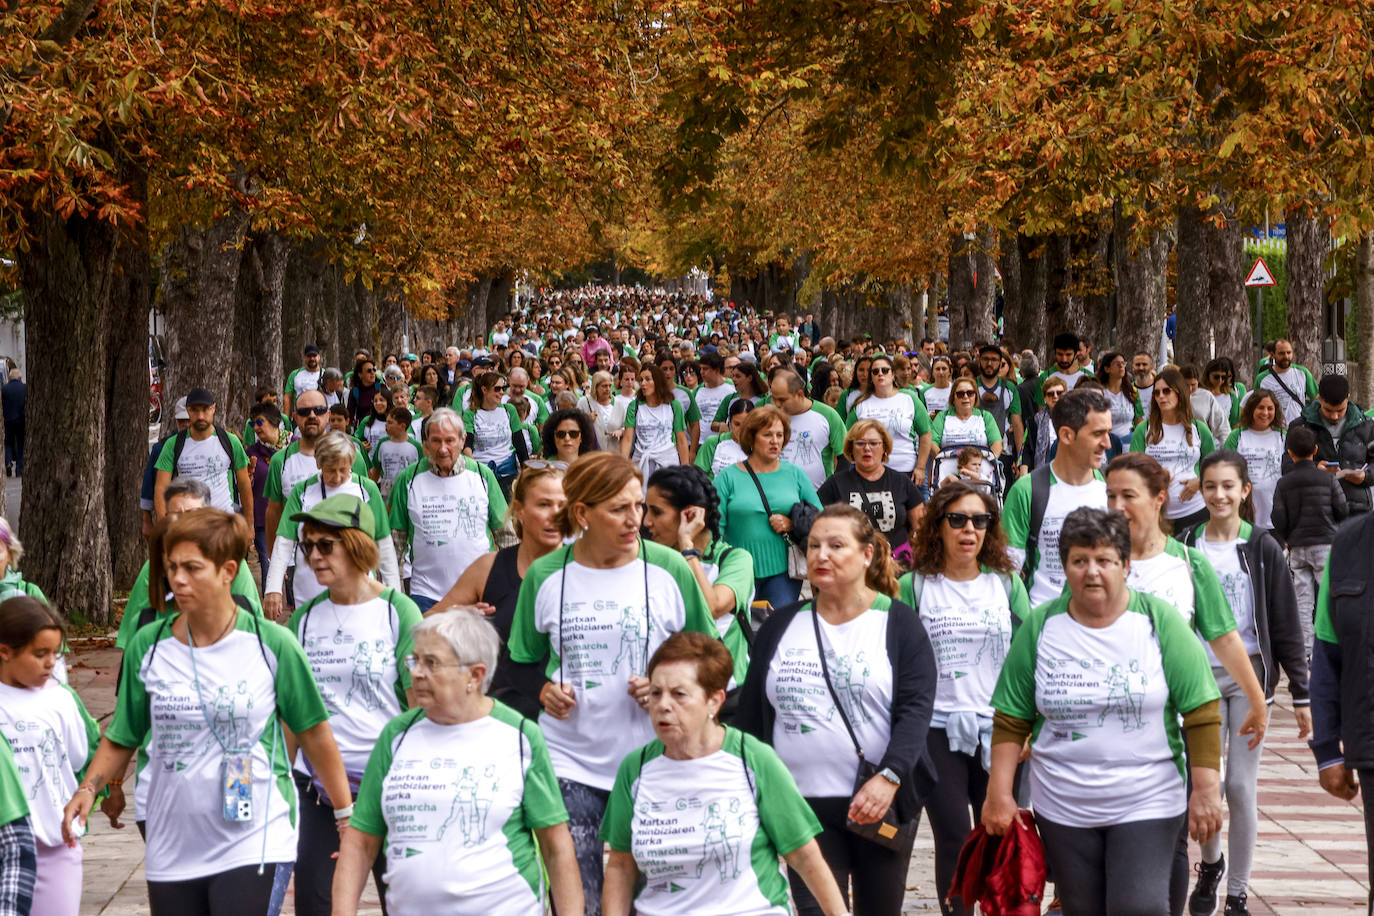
left=67, top=638, right=1366, bottom=914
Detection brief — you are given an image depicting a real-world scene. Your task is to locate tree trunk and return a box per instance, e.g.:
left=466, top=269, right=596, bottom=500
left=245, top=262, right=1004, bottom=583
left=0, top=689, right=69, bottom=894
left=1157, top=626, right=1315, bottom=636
left=998, top=233, right=1023, bottom=350
left=1356, top=234, right=1374, bottom=407
left=1205, top=209, right=1253, bottom=384
left=1006, top=235, right=1048, bottom=357
left=969, top=228, right=998, bottom=345
left=1044, top=235, right=1074, bottom=356
left=1076, top=227, right=1113, bottom=352
left=104, top=161, right=153, bottom=589
left=1113, top=211, right=1171, bottom=368
left=254, top=233, right=288, bottom=394
left=947, top=234, right=975, bottom=350
left=160, top=210, right=251, bottom=433
left=1174, top=205, right=1211, bottom=369
left=925, top=274, right=941, bottom=343
left=18, top=209, right=116, bottom=622
left=1286, top=205, right=1328, bottom=373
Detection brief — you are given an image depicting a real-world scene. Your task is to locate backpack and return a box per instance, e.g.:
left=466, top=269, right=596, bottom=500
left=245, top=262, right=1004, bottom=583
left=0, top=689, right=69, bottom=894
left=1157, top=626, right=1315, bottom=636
left=170, top=427, right=240, bottom=503
left=1022, top=464, right=1054, bottom=587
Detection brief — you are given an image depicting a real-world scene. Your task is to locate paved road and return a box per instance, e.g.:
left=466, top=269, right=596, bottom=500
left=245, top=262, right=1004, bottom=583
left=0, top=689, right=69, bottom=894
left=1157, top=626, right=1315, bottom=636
left=61, top=636, right=1367, bottom=915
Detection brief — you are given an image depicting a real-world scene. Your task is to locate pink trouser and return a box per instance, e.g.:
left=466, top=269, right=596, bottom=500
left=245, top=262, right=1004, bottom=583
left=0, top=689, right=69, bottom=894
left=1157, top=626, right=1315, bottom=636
left=32, top=841, right=82, bottom=916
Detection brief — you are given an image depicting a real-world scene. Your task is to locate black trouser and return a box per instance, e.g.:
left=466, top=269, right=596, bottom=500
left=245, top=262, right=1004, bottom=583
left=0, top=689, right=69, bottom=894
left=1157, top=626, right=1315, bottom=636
left=1362, top=768, right=1374, bottom=913
left=1038, top=813, right=1184, bottom=916
left=147, top=862, right=283, bottom=916
left=4, top=420, right=21, bottom=475
left=923, top=729, right=990, bottom=916
left=788, top=796, right=916, bottom=916
left=294, top=774, right=388, bottom=916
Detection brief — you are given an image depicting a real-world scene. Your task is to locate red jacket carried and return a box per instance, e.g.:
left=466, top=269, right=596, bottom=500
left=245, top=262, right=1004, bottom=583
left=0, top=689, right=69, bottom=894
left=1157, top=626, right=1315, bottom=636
left=948, top=809, right=1046, bottom=916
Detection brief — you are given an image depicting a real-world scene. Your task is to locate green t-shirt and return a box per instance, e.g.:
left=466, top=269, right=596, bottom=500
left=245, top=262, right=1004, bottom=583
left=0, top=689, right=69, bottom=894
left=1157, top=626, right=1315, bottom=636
left=117, top=560, right=263, bottom=650
left=0, top=732, right=29, bottom=828
left=350, top=703, right=568, bottom=912
left=108, top=609, right=330, bottom=881
left=600, top=728, right=820, bottom=915
left=714, top=463, right=821, bottom=579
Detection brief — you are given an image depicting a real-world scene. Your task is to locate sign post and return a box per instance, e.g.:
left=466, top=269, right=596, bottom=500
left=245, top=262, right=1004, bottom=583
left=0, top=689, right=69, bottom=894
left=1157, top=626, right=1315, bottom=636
left=1245, top=257, right=1277, bottom=365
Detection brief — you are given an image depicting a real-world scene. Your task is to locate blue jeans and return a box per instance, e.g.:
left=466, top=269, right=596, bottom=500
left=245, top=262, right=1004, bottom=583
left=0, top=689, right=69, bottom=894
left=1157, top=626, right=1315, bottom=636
left=412, top=594, right=439, bottom=613
left=755, top=573, right=802, bottom=613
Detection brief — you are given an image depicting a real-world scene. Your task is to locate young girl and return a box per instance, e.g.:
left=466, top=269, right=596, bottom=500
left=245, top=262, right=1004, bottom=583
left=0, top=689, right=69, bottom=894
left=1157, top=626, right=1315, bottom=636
left=1179, top=451, right=1310, bottom=916
left=0, top=597, right=99, bottom=916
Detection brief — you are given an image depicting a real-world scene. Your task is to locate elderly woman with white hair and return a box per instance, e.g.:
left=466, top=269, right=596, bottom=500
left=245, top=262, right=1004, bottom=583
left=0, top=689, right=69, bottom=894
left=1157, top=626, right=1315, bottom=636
left=264, top=431, right=400, bottom=620
left=577, top=370, right=627, bottom=450
left=333, top=610, right=583, bottom=916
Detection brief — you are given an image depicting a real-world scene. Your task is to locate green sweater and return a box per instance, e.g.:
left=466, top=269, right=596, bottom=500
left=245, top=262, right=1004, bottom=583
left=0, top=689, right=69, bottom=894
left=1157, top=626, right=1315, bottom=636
left=714, top=462, right=821, bottom=579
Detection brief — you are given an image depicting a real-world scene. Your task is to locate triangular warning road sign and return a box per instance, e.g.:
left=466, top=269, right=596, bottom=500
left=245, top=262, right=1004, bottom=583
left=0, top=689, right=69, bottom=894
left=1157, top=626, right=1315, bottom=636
left=1244, top=257, right=1277, bottom=287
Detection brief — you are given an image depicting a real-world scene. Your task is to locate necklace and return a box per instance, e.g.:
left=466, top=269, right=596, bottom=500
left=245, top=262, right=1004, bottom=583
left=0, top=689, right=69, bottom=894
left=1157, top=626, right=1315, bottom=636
left=187, top=607, right=238, bottom=648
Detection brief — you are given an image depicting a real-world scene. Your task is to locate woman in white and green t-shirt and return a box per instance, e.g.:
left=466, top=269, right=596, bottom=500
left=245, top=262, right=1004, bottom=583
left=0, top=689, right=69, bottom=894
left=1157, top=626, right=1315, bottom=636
left=1128, top=366, right=1216, bottom=531
left=602, top=632, right=845, bottom=916
left=64, top=509, right=350, bottom=915
left=849, top=354, right=933, bottom=482
left=898, top=482, right=1029, bottom=916
left=334, top=611, right=582, bottom=916
left=982, top=507, right=1223, bottom=915
left=929, top=377, right=1003, bottom=485
left=284, top=494, right=423, bottom=916
left=1222, top=389, right=1286, bottom=529
left=622, top=363, right=689, bottom=476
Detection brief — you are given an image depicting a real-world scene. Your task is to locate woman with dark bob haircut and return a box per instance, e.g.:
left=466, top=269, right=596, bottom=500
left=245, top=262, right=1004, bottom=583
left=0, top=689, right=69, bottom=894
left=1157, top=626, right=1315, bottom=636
left=897, top=480, right=1030, bottom=915
left=540, top=407, right=597, bottom=464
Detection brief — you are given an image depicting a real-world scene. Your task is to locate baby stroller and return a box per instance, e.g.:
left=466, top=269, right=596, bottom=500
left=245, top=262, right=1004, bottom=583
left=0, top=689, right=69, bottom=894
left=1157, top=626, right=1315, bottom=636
left=926, top=444, right=1006, bottom=508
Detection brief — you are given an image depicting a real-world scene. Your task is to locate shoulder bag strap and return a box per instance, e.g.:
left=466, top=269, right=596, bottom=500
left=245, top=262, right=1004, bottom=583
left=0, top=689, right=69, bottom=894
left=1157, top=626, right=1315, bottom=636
left=810, top=605, right=864, bottom=761
left=742, top=461, right=774, bottom=516
left=1267, top=370, right=1305, bottom=409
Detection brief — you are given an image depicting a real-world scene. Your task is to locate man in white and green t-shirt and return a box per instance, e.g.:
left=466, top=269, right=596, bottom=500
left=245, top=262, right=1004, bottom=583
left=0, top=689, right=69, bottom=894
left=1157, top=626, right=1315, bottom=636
left=153, top=387, right=252, bottom=527
left=389, top=408, right=507, bottom=612
left=1003, top=388, right=1113, bottom=607
left=769, top=370, right=846, bottom=488
left=1255, top=338, right=1318, bottom=426
left=284, top=343, right=324, bottom=418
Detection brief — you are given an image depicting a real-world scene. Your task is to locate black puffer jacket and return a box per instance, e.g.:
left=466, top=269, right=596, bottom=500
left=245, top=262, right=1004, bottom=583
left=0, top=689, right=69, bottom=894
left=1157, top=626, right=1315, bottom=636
left=1271, top=459, right=1349, bottom=547
left=1282, top=401, right=1374, bottom=514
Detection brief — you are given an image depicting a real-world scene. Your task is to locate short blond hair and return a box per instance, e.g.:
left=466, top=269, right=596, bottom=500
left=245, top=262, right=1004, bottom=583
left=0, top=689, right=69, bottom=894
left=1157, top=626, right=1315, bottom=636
left=843, top=419, right=893, bottom=462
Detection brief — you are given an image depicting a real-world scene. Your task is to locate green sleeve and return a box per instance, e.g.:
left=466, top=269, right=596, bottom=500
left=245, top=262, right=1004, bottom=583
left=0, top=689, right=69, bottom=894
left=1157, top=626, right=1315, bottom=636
left=694, top=436, right=719, bottom=476
left=508, top=559, right=554, bottom=667
left=0, top=737, right=28, bottom=826
left=1129, top=422, right=1147, bottom=453
left=230, top=562, right=264, bottom=616
left=285, top=368, right=300, bottom=400
left=368, top=440, right=383, bottom=470
left=153, top=435, right=178, bottom=473
left=510, top=714, right=568, bottom=829
left=350, top=709, right=420, bottom=837
left=263, top=623, right=331, bottom=733
left=1033, top=370, right=1050, bottom=407
left=361, top=478, right=390, bottom=539
left=388, top=466, right=415, bottom=534
left=276, top=480, right=307, bottom=539
left=897, top=572, right=918, bottom=608
left=1222, top=429, right=1240, bottom=451
left=60, top=682, right=102, bottom=787
left=1186, top=546, right=1238, bottom=641
left=1002, top=474, right=1032, bottom=552
left=672, top=400, right=686, bottom=435
left=624, top=399, right=640, bottom=430
left=1195, top=421, right=1216, bottom=461
left=930, top=411, right=947, bottom=447
left=991, top=606, right=1044, bottom=722
left=748, top=734, right=823, bottom=855
left=351, top=449, right=368, bottom=477
left=1008, top=573, right=1031, bottom=621
left=817, top=403, right=847, bottom=477
left=983, top=411, right=1002, bottom=445
left=264, top=448, right=288, bottom=503
left=714, top=545, right=755, bottom=617
left=391, top=592, right=423, bottom=695
left=1304, top=367, right=1319, bottom=398
left=1151, top=596, right=1223, bottom=713
left=599, top=745, right=646, bottom=852
left=1315, top=562, right=1336, bottom=644
left=106, top=630, right=158, bottom=749
left=657, top=546, right=718, bottom=636
left=229, top=432, right=249, bottom=471
left=713, top=394, right=736, bottom=426
left=461, top=408, right=477, bottom=437
left=477, top=462, right=508, bottom=531
left=1254, top=369, right=1271, bottom=387
left=684, top=396, right=701, bottom=425
left=1007, top=384, right=1023, bottom=419
left=116, top=564, right=152, bottom=650
left=906, top=390, right=932, bottom=436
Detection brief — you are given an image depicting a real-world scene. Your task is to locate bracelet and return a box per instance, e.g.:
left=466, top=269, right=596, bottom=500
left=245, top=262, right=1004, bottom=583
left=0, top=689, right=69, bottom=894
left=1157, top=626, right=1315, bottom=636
left=334, top=804, right=354, bottom=820
left=680, top=548, right=702, bottom=560
left=108, top=779, right=123, bottom=788
left=75, top=786, right=96, bottom=797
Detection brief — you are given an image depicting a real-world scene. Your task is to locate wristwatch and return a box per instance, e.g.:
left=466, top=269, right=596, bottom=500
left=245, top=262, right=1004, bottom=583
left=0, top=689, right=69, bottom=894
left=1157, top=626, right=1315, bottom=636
left=681, top=548, right=702, bottom=560
left=877, top=767, right=901, bottom=786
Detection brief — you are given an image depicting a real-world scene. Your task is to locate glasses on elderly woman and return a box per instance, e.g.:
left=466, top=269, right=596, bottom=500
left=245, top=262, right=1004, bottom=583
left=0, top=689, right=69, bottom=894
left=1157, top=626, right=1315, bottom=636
left=403, top=655, right=474, bottom=673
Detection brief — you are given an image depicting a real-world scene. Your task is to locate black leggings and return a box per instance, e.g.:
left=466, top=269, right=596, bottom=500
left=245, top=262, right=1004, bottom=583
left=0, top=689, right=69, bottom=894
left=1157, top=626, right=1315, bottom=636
left=788, top=796, right=916, bottom=916
left=147, top=862, right=283, bottom=916
left=923, top=729, right=990, bottom=916
left=1038, top=813, right=1184, bottom=916
left=294, top=775, right=388, bottom=916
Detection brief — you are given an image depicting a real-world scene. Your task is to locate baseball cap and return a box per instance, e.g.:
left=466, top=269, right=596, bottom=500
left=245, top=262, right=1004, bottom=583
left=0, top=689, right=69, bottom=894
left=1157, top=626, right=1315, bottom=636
left=173, top=396, right=189, bottom=420
left=402, top=353, right=419, bottom=362
left=185, top=387, right=216, bottom=407
left=473, top=356, right=494, bottom=368
left=457, top=359, right=473, bottom=372
left=303, top=343, right=321, bottom=356
left=738, top=351, right=757, bottom=365
left=290, top=493, right=374, bottom=533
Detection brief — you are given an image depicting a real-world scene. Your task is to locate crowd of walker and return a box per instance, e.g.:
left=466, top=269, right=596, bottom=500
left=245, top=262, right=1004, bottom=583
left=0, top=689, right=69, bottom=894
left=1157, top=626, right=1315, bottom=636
left=0, top=287, right=1371, bottom=915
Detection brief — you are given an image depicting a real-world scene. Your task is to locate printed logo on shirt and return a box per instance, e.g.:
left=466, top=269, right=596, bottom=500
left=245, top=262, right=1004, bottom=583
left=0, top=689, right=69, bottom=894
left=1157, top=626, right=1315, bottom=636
left=438, top=765, right=500, bottom=847
left=1040, top=655, right=1147, bottom=737
left=205, top=681, right=255, bottom=749
left=823, top=649, right=872, bottom=725
left=7, top=724, right=67, bottom=806
left=847, top=490, right=896, bottom=533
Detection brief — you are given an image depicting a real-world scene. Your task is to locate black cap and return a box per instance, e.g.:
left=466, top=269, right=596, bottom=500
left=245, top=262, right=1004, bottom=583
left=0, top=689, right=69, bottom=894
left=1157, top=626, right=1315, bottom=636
left=978, top=344, right=1003, bottom=357
left=473, top=356, right=494, bottom=368
left=185, top=387, right=216, bottom=407
left=303, top=343, right=320, bottom=356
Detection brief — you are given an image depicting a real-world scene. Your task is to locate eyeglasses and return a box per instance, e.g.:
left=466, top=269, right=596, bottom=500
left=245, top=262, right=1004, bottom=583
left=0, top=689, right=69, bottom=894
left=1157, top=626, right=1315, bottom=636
left=555, top=429, right=582, bottom=440
left=361, top=368, right=376, bottom=374
left=494, top=385, right=508, bottom=392
left=1155, top=386, right=1174, bottom=396
left=854, top=439, right=884, bottom=449
left=953, top=390, right=976, bottom=399
left=524, top=459, right=569, bottom=470
left=870, top=366, right=893, bottom=375
left=300, top=537, right=341, bottom=556
left=295, top=405, right=329, bottom=417
left=403, top=655, right=473, bottom=673
left=251, top=418, right=265, bottom=426
left=943, top=512, right=994, bottom=531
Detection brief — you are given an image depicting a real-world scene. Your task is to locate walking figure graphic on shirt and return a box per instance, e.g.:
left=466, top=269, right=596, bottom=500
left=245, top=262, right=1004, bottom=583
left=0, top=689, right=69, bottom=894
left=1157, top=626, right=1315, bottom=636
left=440, top=765, right=494, bottom=846
left=973, top=607, right=1009, bottom=668
left=824, top=650, right=871, bottom=725
left=1099, top=661, right=1146, bottom=732
left=788, top=430, right=820, bottom=471
left=212, top=682, right=254, bottom=748
left=612, top=605, right=647, bottom=675
left=345, top=639, right=389, bottom=711
left=31, top=728, right=65, bottom=803
left=697, top=799, right=743, bottom=882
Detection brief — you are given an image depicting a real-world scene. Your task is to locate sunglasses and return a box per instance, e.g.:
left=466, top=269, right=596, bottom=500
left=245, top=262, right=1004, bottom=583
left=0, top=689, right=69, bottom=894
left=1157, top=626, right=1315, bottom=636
left=524, top=459, right=569, bottom=470
left=943, top=512, right=994, bottom=531
left=494, top=385, right=508, bottom=392
left=1155, top=386, right=1175, bottom=396
left=295, top=406, right=329, bottom=417
left=555, top=429, right=582, bottom=439
left=300, top=537, right=340, bottom=556
left=870, top=366, right=893, bottom=375
left=251, top=418, right=271, bottom=426
left=953, top=390, right=976, bottom=399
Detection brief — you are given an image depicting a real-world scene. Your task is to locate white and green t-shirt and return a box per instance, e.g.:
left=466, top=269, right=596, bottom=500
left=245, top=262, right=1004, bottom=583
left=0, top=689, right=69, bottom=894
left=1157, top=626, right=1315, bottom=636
left=264, top=439, right=369, bottom=506
left=107, top=610, right=330, bottom=882
left=351, top=704, right=568, bottom=916
left=600, top=729, right=820, bottom=916
left=278, top=473, right=389, bottom=608
left=920, top=384, right=951, bottom=417
left=508, top=542, right=718, bottom=790
left=899, top=571, right=1028, bottom=719
left=1106, top=387, right=1139, bottom=440
left=1003, top=468, right=1108, bottom=607
left=931, top=409, right=1002, bottom=453
left=780, top=404, right=846, bottom=488
left=763, top=599, right=894, bottom=797
left=286, top=367, right=322, bottom=399
left=1197, top=533, right=1259, bottom=662
left=696, top=434, right=746, bottom=480
left=626, top=400, right=686, bottom=465
left=287, top=588, right=421, bottom=784
left=850, top=391, right=931, bottom=473
left=0, top=679, right=99, bottom=847
left=1256, top=364, right=1317, bottom=424
left=1224, top=428, right=1283, bottom=529
left=991, top=591, right=1221, bottom=827
left=388, top=458, right=507, bottom=602
left=0, top=735, right=28, bottom=830
left=464, top=405, right=521, bottom=464
left=370, top=438, right=422, bottom=501
left=1126, top=539, right=1238, bottom=661
left=154, top=430, right=248, bottom=512
left=1129, top=421, right=1215, bottom=519
left=701, top=540, right=755, bottom=686
left=694, top=383, right=735, bottom=431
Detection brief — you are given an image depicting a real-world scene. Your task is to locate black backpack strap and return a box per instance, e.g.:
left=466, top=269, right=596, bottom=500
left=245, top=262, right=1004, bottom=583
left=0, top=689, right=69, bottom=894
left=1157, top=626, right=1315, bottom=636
left=1024, top=464, right=1054, bottom=585
left=170, top=430, right=189, bottom=476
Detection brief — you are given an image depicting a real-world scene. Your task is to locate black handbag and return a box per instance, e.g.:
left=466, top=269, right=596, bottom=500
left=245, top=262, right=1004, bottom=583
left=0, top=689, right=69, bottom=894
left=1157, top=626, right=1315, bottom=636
left=811, top=607, right=919, bottom=851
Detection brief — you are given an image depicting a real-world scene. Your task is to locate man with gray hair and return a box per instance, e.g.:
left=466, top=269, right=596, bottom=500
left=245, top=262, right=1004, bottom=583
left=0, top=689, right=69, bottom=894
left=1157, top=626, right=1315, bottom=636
left=506, top=367, right=548, bottom=426
left=389, top=408, right=508, bottom=612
